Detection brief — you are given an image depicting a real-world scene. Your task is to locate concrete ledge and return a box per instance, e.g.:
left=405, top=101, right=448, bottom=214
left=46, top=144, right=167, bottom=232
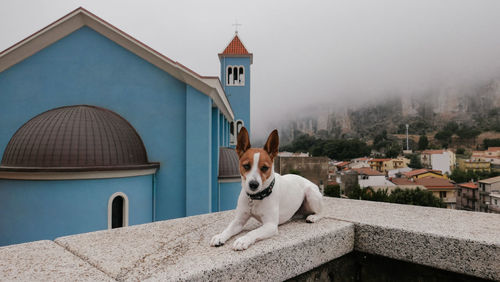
left=2, top=198, right=499, bottom=280
left=0, top=240, right=112, bottom=281
left=55, top=211, right=354, bottom=281
left=322, top=198, right=500, bottom=281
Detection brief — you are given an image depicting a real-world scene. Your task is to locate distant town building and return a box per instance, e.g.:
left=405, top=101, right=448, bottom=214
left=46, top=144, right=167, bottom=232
left=274, top=156, right=330, bottom=191
left=352, top=167, right=396, bottom=189
left=369, top=158, right=392, bottom=173
left=456, top=182, right=479, bottom=212
left=338, top=170, right=358, bottom=196
left=278, top=151, right=310, bottom=157
left=334, top=161, right=350, bottom=171
left=388, top=167, right=413, bottom=178
left=489, top=193, right=500, bottom=213
left=420, top=150, right=456, bottom=175
left=471, top=147, right=500, bottom=171
left=390, top=178, right=425, bottom=191
left=403, top=168, right=447, bottom=181
left=369, top=158, right=409, bottom=174
left=478, top=176, right=500, bottom=214
left=349, top=157, right=372, bottom=169
left=413, top=177, right=457, bottom=209
left=457, top=159, right=491, bottom=173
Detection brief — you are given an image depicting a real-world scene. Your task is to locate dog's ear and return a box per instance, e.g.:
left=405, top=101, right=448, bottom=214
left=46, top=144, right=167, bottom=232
left=236, top=127, right=251, bottom=157
left=263, top=129, right=279, bottom=159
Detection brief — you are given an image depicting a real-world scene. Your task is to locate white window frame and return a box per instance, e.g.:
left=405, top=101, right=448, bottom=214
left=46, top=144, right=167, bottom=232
left=229, top=121, right=236, bottom=145
left=230, top=119, right=245, bottom=146
left=226, top=65, right=245, bottom=86
left=108, top=192, right=129, bottom=229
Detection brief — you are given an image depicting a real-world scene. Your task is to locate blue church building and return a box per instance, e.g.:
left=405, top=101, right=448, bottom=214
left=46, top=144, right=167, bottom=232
left=0, top=7, right=252, bottom=246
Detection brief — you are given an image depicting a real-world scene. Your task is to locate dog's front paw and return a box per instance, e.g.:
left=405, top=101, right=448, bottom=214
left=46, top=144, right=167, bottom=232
left=306, top=214, right=322, bottom=223
left=210, top=234, right=226, bottom=247
left=232, top=236, right=254, bottom=251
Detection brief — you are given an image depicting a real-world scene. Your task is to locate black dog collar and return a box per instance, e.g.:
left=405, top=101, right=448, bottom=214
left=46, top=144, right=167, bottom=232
left=247, top=178, right=275, bottom=200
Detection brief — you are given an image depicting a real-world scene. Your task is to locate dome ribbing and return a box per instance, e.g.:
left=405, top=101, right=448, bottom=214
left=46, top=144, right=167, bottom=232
left=0, top=105, right=158, bottom=172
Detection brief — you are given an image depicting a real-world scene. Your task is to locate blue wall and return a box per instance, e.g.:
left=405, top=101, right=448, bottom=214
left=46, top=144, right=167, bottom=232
left=0, top=175, right=153, bottom=246
left=185, top=86, right=212, bottom=216
left=0, top=27, right=203, bottom=221
left=220, top=57, right=251, bottom=134
left=211, top=108, right=220, bottom=212
left=219, top=181, right=242, bottom=211
left=0, top=25, right=242, bottom=245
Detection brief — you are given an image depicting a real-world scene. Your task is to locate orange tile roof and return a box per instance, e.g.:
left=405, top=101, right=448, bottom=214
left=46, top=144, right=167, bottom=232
left=370, top=158, right=391, bottom=162
left=487, top=147, right=500, bottom=152
left=352, top=167, right=384, bottom=176
left=390, top=178, right=415, bottom=185
left=403, top=169, right=442, bottom=178
left=422, top=150, right=445, bottom=155
left=220, top=34, right=250, bottom=55
left=336, top=161, right=350, bottom=167
left=458, top=182, right=477, bottom=189
left=414, top=177, right=455, bottom=189
left=355, top=157, right=372, bottom=161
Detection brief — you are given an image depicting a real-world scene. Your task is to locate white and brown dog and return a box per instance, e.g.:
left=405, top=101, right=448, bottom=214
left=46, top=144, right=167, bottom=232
left=210, top=127, right=323, bottom=251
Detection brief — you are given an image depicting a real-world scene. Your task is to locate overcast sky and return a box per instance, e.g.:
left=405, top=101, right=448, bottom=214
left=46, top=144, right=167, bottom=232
left=2, top=0, right=500, bottom=141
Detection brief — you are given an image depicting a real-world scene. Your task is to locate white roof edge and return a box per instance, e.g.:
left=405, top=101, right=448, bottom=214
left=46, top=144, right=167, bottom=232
left=201, top=77, right=234, bottom=121
left=0, top=7, right=234, bottom=121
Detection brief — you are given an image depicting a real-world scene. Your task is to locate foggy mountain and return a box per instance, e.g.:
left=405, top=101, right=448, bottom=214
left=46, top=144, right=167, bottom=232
left=278, top=78, right=500, bottom=144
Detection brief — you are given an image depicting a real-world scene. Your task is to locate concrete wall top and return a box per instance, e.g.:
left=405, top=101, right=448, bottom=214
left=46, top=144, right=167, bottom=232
left=1, top=198, right=499, bottom=281
left=0, top=240, right=111, bottom=281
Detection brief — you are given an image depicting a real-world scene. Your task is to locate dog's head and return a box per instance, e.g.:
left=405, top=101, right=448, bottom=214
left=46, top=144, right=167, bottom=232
left=236, top=127, right=279, bottom=195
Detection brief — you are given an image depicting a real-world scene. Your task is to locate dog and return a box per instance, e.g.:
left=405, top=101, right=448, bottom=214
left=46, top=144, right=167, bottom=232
left=210, top=127, right=323, bottom=251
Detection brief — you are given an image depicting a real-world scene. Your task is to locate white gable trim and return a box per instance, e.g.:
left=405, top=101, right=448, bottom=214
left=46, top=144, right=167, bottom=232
left=0, top=7, right=234, bottom=121
left=0, top=168, right=157, bottom=180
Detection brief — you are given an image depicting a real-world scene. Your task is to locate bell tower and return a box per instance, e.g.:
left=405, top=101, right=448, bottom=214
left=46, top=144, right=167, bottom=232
left=219, top=32, right=253, bottom=143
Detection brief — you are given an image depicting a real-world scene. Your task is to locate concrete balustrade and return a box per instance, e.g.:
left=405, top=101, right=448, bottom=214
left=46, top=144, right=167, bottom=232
left=1, top=198, right=499, bottom=281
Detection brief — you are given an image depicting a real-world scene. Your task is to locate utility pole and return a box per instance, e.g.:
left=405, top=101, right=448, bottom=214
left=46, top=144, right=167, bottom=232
left=406, top=124, right=409, bottom=151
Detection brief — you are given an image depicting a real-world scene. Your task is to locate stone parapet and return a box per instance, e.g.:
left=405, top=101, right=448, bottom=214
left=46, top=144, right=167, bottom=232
left=1, top=198, right=499, bottom=281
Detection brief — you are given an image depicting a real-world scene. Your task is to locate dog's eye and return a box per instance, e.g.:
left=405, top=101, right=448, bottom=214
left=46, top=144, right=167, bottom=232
left=261, top=166, right=269, bottom=172
left=243, top=164, right=251, bottom=171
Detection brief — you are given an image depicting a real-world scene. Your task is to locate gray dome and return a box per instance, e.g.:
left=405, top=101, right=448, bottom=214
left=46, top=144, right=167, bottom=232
left=0, top=105, right=158, bottom=172
left=218, top=147, right=240, bottom=179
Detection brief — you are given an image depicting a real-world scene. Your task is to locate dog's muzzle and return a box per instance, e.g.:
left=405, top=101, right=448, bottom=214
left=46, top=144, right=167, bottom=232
left=249, top=180, right=259, bottom=191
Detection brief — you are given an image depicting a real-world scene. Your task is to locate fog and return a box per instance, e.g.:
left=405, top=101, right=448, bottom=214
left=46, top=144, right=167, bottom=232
left=2, top=0, right=500, bottom=142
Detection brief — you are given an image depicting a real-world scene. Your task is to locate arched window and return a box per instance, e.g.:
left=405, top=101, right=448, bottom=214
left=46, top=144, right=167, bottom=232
left=236, top=120, right=244, bottom=134
left=227, top=67, right=233, bottom=85
left=230, top=121, right=236, bottom=145
left=108, top=192, right=129, bottom=229
left=233, top=66, right=238, bottom=85
left=239, top=67, right=244, bottom=84
left=226, top=65, right=245, bottom=86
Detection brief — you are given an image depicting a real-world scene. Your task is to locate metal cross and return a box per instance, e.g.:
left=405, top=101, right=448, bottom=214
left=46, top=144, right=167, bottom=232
left=232, top=20, right=242, bottom=34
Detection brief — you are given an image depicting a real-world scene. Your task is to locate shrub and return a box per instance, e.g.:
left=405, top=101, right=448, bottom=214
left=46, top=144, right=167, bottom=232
left=324, top=184, right=341, bottom=198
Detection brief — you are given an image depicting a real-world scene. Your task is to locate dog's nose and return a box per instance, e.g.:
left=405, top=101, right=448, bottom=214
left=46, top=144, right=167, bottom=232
left=249, top=180, right=259, bottom=191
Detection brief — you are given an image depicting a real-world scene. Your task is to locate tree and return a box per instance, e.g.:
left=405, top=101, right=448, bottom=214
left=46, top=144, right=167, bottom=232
left=418, top=135, right=429, bottom=150
left=484, top=138, right=500, bottom=149
left=456, top=126, right=480, bottom=140
left=347, top=185, right=362, bottom=199
left=443, top=121, right=459, bottom=132
left=385, top=146, right=400, bottom=158
left=450, top=168, right=500, bottom=183
left=282, top=135, right=370, bottom=160
left=434, top=130, right=452, bottom=144
left=346, top=186, right=444, bottom=208
left=324, top=184, right=340, bottom=198
left=456, top=148, right=465, bottom=155
left=389, top=188, right=445, bottom=208
left=408, top=154, right=423, bottom=169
